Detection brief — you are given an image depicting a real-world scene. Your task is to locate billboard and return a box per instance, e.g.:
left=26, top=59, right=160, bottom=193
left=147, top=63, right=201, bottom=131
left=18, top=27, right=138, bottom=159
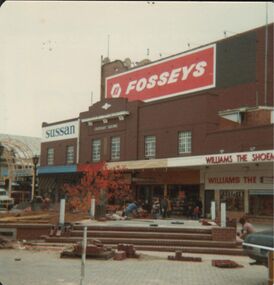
left=105, top=45, right=216, bottom=102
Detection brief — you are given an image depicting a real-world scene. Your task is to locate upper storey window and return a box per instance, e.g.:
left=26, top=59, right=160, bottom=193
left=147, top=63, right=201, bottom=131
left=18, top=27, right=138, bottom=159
left=92, top=139, right=101, bottom=162
left=111, top=137, right=120, bottom=161
left=178, top=131, right=192, bottom=154
left=66, top=145, right=74, bottom=164
left=145, top=136, right=156, bottom=159
left=47, top=148, right=54, bottom=165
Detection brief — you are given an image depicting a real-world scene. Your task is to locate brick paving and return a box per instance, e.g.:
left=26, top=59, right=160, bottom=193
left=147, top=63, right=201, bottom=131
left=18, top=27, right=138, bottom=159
left=0, top=249, right=268, bottom=285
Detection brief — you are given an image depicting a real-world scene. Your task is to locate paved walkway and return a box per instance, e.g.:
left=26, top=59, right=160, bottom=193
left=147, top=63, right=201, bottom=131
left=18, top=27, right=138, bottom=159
left=0, top=249, right=269, bottom=285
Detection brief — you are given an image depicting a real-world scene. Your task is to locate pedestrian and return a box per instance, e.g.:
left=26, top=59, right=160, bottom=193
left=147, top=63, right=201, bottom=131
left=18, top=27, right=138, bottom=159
left=151, top=197, right=161, bottom=219
left=160, top=196, right=168, bottom=219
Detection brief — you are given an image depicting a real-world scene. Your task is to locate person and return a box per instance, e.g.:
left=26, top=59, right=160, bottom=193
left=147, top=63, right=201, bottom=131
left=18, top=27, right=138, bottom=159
left=151, top=197, right=160, bottom=219
left=124, top=201, right=138, bottom=217
left=193, top=205, right=200, bottom=220
left=160, top=196, right=168, bottom=219
left=167, top=197, right=172, bottom=218
left=238, top=217, right=255, bottom=240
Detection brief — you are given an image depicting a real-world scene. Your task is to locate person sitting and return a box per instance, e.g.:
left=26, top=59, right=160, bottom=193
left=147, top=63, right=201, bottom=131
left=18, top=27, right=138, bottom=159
left=236, top=216, right=255, bottom=243
left=124, top=201, right=139, bottom=218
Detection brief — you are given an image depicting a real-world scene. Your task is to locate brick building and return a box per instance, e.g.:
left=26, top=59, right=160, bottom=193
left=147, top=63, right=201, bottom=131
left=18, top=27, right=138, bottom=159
left=38, top=24, right=273, bottom=220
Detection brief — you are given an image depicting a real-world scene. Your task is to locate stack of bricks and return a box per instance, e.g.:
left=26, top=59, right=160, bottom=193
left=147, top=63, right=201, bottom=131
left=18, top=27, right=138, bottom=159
left=117, top=244, right=140, bottom=258
left=168, top=251, right=202, bottom=262
left=113, top=250, right=127, bottom=261
left=212, top=259, right=243, bottom=268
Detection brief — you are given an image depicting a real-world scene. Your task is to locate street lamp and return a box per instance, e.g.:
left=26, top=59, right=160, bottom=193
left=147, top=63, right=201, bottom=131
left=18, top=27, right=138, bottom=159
left=31, top=155, right=39, bottom=200
left=0, top=144, right=4, bottom=184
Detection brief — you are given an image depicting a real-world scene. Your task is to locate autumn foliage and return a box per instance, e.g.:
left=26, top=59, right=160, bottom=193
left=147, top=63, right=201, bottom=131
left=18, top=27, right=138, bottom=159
left=63, top=162, right=132, bottom=212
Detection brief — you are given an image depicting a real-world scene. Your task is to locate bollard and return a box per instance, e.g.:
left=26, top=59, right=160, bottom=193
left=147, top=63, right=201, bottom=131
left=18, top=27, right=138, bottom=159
left=59, top=199, right=66, bottom=226
left=211, top=201, right=216, bottom=221
left=221, top=203, right=226, bottom=227
left=90, top=197, right=95, bottom=218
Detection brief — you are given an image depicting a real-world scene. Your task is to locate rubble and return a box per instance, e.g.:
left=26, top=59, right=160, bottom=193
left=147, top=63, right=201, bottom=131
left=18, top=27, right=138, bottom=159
left=117, top=244, right=140, bottom=258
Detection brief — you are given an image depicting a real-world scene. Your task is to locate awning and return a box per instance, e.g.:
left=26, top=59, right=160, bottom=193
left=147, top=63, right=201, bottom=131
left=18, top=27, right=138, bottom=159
left=249, top=189, right=274, bottom=195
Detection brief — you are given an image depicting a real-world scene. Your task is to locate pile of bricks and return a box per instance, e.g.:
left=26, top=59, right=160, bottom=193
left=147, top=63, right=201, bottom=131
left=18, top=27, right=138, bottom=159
left=168, top=251, right=202, bottom=262
left=212, top=259, right=243, bottom=268
left=60, top=240, right=114, bottom=259
left=113, top=244, right=140, bottom=261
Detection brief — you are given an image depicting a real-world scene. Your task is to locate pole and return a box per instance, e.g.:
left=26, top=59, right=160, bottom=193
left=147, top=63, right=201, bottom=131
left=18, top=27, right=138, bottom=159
left=90, top=197, right=95, bottom=218
left=80, top=226, right=87, bottom=285
left=264, top=2, right=268, bottom=106
left=211, top=201, right=216, bottom=220
left=221, top=203, right=226, bottom=227
left=59, top=199, right=66, bottom=225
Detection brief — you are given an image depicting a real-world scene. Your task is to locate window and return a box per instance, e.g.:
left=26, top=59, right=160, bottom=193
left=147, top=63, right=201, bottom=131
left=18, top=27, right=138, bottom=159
left=111, top=137, right=120, bottom=161
left=66, top=145, right=74, bottom=164
left=92, top=139, right=101, bottom=162
left=47, top=148, right=54, bottom=165
left=178, top=131, right=192, bottom=154
left=145, top=136, right=156, bottom=158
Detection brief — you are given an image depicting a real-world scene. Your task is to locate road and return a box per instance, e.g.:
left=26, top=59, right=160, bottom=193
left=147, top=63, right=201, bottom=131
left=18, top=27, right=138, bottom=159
left=0, top=249, right=268, bottom=285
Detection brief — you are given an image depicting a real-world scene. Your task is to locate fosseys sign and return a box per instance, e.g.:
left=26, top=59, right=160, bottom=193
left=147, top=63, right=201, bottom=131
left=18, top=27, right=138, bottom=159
left=105, top=45, right=216, bottom=102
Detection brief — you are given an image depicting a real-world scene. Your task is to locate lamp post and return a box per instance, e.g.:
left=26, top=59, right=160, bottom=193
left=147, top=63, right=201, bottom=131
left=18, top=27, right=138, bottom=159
left=31, top=155, right=39, bottom=201
left=0, top=144, right=4, bottom=181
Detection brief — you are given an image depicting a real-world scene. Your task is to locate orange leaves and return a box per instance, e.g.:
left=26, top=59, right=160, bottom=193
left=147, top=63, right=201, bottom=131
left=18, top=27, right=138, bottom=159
left=64, top=162, right=131, bottom=212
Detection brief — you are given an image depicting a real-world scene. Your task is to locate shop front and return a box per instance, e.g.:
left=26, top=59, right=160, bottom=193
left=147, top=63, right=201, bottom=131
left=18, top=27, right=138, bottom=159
left=133, top=168, right=200, bottom=217
left=204, top=164, right=273, bottom=220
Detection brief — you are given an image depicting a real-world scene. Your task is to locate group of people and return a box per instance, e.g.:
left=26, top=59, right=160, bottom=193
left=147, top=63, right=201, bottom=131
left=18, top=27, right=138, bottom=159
left=151, top=196, right=172, bottom=219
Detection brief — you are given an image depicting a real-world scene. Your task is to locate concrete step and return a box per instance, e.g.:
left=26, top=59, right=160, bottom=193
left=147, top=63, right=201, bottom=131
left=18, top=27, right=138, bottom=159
left=44, top=236, right=237, bottom=248
left=25, top=241, right=245, bottom=256
left=108, top=244, right=246, bottom=256
left=69, top=230, right=212, bottom=240
left=72, top=225, right=212, bottom=234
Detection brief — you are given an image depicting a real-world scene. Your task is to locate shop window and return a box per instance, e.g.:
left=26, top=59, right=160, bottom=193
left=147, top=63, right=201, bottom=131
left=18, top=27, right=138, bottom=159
left=111, top=137, right=120, bottom=161
left=47, top=148, right=54, bottom=165
left=145, top=136, right=156, bottom=159
left=249, top=195, right=273, bottom=216
left=92, top=139, right=101, bottom=162
left=66, top=145, right=74, bottom=164
left=220, top=190, right=244, bottom=211
left=178, top=131, right=192, bottom=154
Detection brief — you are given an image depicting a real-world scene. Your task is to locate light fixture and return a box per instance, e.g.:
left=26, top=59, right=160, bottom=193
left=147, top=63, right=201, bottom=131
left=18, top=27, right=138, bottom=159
left=250, top=146, right=256, bottom=151
left=219, top=149, right=224, bottom=154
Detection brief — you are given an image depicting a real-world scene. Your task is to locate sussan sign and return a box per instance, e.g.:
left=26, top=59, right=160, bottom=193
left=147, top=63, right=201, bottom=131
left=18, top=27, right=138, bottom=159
left=105, top=45, right=216, bottom=102
left=42, top=120, right=79, bottom=142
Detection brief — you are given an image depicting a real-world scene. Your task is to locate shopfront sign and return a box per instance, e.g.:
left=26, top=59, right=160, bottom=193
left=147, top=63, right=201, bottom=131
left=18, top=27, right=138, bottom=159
left=205, top=151, right=274, bottom=165
left=205, top=170, right=273, bottom=190
left=105, top=45, right=216, bottom=102
left=42, top=120, right=79, bottom=142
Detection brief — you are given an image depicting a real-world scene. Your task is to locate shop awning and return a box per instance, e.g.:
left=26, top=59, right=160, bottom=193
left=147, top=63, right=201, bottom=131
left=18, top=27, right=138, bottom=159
left=249, top=189, right=274, bottom=195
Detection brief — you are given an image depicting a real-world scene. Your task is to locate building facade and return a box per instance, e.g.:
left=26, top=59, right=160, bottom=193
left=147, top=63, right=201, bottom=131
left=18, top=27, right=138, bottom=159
left=39, top=24, right=273, bottom=220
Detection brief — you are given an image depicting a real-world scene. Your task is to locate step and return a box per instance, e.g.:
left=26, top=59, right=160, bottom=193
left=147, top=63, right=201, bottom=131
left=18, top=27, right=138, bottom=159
left=108, top=244, right=246, bottom=256
left=44, top=236, right=237, bottom=248
left=72, top=225, right=212, bottom=234
left=69, top=230, right=212, bottom=240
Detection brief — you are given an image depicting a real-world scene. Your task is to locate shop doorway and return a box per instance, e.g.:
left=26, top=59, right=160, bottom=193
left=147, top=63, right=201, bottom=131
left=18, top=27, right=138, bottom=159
left=204, top=190, right=214, bottom=217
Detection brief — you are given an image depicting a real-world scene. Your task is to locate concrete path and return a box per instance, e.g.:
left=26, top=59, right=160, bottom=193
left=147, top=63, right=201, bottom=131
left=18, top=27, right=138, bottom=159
left=0, top=249, right=269, bottom=285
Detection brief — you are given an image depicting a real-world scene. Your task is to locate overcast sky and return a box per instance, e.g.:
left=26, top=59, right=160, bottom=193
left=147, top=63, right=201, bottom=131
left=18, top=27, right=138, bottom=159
left=0, top=1, right=273, bottom=138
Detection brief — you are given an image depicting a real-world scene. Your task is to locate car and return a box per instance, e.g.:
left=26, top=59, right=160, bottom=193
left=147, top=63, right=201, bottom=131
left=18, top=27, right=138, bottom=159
left=243, top=230, right=274, bottom=267
left=0, top=187, right=14, bottom=210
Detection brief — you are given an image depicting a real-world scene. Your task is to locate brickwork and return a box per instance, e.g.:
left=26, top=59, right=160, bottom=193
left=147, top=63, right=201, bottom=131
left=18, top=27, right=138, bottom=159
left=211, top=227, right=236, bottom=242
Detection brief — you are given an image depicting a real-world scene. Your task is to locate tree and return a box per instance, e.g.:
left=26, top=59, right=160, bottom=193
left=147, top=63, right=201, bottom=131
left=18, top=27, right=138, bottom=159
left=63, top=161, right=132, bottom=212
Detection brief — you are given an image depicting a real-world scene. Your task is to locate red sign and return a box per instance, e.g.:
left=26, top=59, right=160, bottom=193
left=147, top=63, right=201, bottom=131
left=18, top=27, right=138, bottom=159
left=105, top=45, right=216, bottom=102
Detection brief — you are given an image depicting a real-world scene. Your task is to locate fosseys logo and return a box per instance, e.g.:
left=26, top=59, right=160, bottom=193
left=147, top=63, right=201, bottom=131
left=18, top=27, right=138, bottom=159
left=110, top=83, right=122, bottom=98
left=106, top=45, right=215, bottom=102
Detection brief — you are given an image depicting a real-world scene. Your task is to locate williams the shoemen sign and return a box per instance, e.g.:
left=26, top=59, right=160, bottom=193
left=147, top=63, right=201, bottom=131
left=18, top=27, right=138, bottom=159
left=105, top=45, right=216, bottom=102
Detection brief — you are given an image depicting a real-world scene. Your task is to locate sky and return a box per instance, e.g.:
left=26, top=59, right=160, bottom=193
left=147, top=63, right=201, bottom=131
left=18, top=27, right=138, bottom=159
left=0, top=1, right=273, bottom=138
